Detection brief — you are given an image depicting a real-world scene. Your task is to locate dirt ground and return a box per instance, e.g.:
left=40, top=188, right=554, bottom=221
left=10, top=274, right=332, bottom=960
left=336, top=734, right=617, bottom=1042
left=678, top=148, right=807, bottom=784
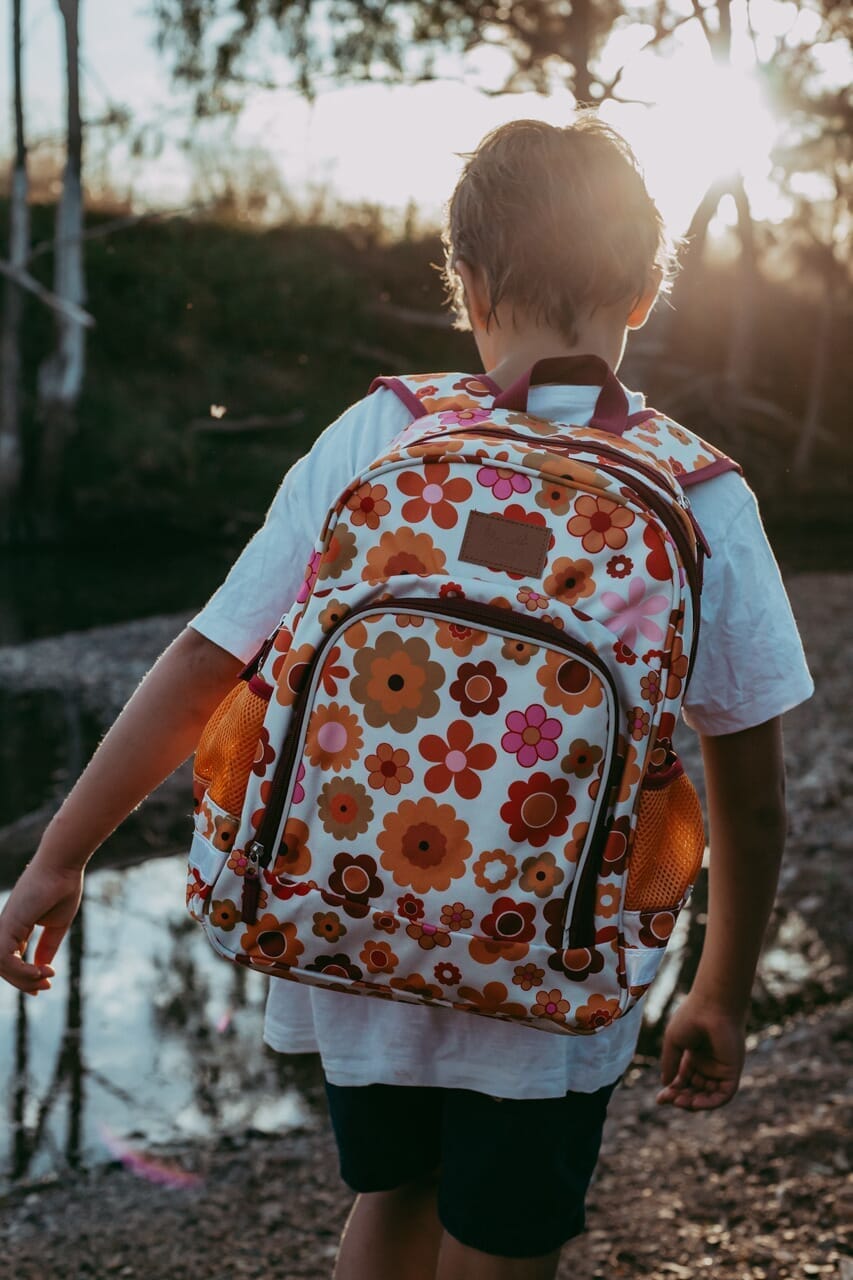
left=1, top=573, right=851, bottom=1279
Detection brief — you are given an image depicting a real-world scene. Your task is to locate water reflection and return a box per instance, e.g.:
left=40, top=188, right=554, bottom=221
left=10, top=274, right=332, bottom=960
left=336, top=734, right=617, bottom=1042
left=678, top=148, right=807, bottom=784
left=1, top=855, right=322, bottom=1189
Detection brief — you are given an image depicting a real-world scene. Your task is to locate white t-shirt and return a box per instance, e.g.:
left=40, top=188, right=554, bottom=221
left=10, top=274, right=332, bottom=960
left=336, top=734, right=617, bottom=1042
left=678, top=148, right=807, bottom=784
left=190, top=380, right=813, bottom=1098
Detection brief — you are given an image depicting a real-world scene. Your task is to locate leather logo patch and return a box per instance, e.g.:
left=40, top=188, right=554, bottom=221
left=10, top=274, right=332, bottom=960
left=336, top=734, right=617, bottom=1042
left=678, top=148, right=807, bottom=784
left=459, top=510, right=552, bottom=580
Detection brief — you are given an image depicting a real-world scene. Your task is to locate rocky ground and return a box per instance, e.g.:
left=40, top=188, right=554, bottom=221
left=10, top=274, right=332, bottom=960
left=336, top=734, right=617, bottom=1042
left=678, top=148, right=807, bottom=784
left=0, top=574, right=850, bottom=1278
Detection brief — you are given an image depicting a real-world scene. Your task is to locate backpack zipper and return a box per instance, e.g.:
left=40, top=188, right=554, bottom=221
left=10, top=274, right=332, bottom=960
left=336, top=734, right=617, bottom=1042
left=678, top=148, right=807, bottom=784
left=242, top=597, right=622, bottom=947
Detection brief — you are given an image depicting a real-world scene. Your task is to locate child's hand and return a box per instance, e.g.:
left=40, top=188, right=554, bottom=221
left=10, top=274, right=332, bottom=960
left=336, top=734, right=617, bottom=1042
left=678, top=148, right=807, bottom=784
left=0, top=855, right=84, bottom=995
left=656, top=993, right=746, bottom=1111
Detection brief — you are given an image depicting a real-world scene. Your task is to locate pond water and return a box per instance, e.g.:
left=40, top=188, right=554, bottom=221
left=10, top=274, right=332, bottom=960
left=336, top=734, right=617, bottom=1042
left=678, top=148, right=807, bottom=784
left=0, top=856, right=323, bottom=1191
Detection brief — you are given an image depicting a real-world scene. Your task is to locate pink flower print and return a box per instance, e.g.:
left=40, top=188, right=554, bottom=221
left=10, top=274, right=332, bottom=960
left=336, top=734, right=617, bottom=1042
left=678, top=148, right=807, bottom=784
left=439, top=406, right=492, bottom=426
left=293, top=761, right=306, bottom=805
left=601, top=579, right=669, bottom=652
left=476, top=465, right=532, bottom=501
left=502, top=704, right=563, bottom=767
left=517, top=587, right=548, bottom=612
left=296, top=550, right=322, bottom=604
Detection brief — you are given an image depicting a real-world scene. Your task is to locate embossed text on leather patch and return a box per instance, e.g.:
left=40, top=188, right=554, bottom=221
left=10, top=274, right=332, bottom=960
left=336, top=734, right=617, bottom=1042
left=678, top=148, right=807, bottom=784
left=459, top=510, right=552, bottom=579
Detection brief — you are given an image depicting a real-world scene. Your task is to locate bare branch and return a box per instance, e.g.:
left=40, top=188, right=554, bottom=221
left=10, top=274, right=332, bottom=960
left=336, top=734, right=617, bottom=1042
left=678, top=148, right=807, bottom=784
left=0, top=260, right=95, bottom=327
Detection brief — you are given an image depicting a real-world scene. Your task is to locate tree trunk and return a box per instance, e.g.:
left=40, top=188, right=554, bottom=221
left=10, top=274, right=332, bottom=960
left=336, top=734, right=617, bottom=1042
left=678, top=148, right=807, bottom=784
left=33, top=0, right=85, bottom=539
left=0, top=0, right=29, bottom=543
left=724, top=175, right=758, bottom=394
left=793, top=275, right=833, bottom=480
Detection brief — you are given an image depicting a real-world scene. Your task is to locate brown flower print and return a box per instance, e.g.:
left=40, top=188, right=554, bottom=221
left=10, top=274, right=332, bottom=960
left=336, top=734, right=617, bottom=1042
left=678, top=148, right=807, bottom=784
left=240, top=916, right=304, bottom=968
left=273, top=818, right=312, bottom=877
left=628, top=706, right=651, bottom=741
left=537, top=649, right=604, bottom=714
left=327, top=852, right=384, bottom=904
left=212, top=815, right=239, bottom=852
left=596, top=883, right=620, bottom=919
left=440, top=902, right=474, bottom=932
left=665, top=634, right=689, bottom=700
left=600, top=816, right=630, bottom=876
left=390, top=972, right=443, bottom=1000
left=543, top=557, right=596, bottom=606
left=519, top=851, right=565, bottom=899
left=362, top=526, right=447, bottom=583
left=575, top=993, right=620, bottom=1030
left=346, top=482, right=391, bottom=530
left=372, top=909, right=400, bottom=934
left=379, top=797, right=472, bottom=894
left=501, top=638, right=539, bottom=666
left=480, top=896, right=537, bottom=944
left=454, top=981, right=527, bottom=1019
left=532, top=988, right=571, bottom=1024
left=210, top=899, right=241, bottom=932
left=359, top=940, right=400, bottom=974
left=351, top=631, right=444, bottom=733
left=396, top=893, right=425, bottom=922
left=561, top=738, right=603, bottom=779
left=449, top=659, right=507, bottom=716
left=318, top=599, right=351, bottom=634
left=434, top=961, right=462, bottom=986
left=365, top=743, right=414, bottom=796
left=317, top=777, right=373, bottom=839
left=406, top=921, right=451, bottom=950
left=306, top=702, right=363, bottom=772
left=274, top=641, right=315, bottom=708
left=501, top=772, right=575, bottom=849
left=317, top=524, right=357, bottom=582
left=512, top=963, right=545, bottom=991
left=312, top=911, right=348, bottom=943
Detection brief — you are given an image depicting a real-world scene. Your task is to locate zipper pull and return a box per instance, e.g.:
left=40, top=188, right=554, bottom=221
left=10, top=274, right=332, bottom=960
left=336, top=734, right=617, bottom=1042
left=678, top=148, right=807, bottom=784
left=241, top=842, right=264, bottom=925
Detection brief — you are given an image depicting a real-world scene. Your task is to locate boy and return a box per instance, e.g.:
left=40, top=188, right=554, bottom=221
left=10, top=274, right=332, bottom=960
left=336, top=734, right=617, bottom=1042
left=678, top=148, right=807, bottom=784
left=0, top=117, right=812, bottom=1280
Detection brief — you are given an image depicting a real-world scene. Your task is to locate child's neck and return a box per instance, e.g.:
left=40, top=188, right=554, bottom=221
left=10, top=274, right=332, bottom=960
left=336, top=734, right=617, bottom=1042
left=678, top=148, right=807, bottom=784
left=477, top=309, right=629, bottom=392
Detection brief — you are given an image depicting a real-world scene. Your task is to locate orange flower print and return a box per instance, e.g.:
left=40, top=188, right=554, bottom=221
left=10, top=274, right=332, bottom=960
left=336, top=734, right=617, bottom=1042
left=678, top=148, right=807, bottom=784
left=210, top=899, right=241, bottom=932
left=317, top=524, right=357, bottom=582
left=455, top=981, right=527, bottom=1019
left=543, top=556, right=596, bottom=606
left=601, top=816, right=630, bottom=876
left=512, top=963, right=545, bottom=991
left=351, top=631, right=445, bottom=732
left=419, top=719, right=496, bottom=799
left=359, top=940, right=400, bottom=974
left=317, top=777, right=373, bottom=839
left=227, top=847, right=250, bottom=876
left=312, top=911, right=347, bottom=943
left=532, top=988, right=571, bottom=1023
left=640, top=670, right=663, bottom=705
left=274, top=641, right=314, bottom=708
left=519, top=851, right=565, bottom=898
left=561, top=738, right=603, bottom=779
left=535, top=476, right=576, bottom=517
left=372, top=909, right=400, bottom=934
left=596, top=883, right=620, bottom=919
left=563, top=821, right=590, bottom=865
left=397, top=893, right=425, bottom=921
left=449, top=660, right=507, bottom=715
left=406, top=921, right=451, bottom=950
left=378, top=796, right=471, bottom=893
left=434, top=961, right=462, bottom=986
left=252, top=727, right=276, bottom=777
left=365, top=743, right=414, bottom=796
left=638, top=909, right=678, bottom=947
left=665, top=634, right=689, bottom=700
left=363, top=526, right=447, bottom=582
left=320, top=646, right=349, bottom=697
left=537, top=649, right=604, bottom=714
left=468, top=936, right=529, bottom=965
left=502, top=637, right=538, bottom=665
left=568, top=495, right=634, bottom=554
left=347, top=482, right=391, bottom=530
left=517, top=586, right=549, bottom=612
left=240, top=915, right=304, bottom=968
left=501, top=772, right=575, bottom=849
left=390, top=972, right=443, bottom=1000
left=628, top=706, right=651, bottom=741
left=435, top=620, right=486, bottom=658
left=273, top=818, right=312, bottom=877
left=306, top=953, right=362, bottom=981
left=440, top=902, right=474, bottom=931
left=318, top=599, right=351, bottom=634
left=616, top=743, right=641, bottom=804
left=397, top=463, right=472, bottom=529
left=212, top=815, right=239, bottom=852
left=472, top=849, right=517, bottom=893
left=306, top=702, right=363, bottom=772
left=576, top=993, right=620, bottom=1030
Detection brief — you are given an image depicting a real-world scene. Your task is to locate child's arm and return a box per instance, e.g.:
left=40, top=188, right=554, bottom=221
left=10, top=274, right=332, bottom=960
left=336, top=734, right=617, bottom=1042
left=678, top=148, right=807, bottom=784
left=657, top=715, right=787, bottom=1111
left=0, top=626, right=243, bottom=995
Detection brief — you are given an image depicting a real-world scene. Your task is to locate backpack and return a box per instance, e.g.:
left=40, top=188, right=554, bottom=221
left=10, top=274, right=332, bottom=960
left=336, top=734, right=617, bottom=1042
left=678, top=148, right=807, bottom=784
left=186, top=355, right=740, bottom=1035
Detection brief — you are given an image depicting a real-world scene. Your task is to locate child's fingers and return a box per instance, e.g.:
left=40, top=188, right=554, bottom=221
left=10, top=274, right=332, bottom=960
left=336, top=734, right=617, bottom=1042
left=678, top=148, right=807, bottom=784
left=33, top=925, right=65, bottom=970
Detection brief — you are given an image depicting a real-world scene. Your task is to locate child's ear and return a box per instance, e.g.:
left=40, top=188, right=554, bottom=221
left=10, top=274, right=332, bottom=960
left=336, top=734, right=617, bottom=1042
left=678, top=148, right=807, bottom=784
left=626, top=268, right=663, bottom=330
left=455, top=258, right=490, bottom=332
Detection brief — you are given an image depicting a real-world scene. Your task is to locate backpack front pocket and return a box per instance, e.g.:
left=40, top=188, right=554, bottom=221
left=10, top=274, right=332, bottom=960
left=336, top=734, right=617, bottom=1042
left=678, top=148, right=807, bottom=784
left=193, top=673, right=274, bottom=818
left=241, top=591, right=620, bottom=978
left=624, top=770, right=705, bottom=913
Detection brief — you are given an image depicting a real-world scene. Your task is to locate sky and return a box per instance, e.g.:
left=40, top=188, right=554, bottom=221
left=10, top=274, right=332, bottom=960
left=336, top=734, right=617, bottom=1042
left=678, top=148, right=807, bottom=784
left=1, top=0, right=848, bottom=237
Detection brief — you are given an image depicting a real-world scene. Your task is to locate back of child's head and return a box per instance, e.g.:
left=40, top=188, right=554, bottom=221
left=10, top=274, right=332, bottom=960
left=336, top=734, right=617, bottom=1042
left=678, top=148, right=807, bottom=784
left=442, top=115, right=674, bottom=343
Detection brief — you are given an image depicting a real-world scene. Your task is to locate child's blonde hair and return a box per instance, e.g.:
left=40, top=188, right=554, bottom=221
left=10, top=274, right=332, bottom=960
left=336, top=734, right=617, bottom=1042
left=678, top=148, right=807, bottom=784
left=441, top=115, right=676, bottom=344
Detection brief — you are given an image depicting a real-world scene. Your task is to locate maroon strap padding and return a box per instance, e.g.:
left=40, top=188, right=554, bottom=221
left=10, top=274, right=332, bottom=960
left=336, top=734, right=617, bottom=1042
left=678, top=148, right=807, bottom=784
left=680, top=456, right=743, bottom=488
left=492, top=355, right=629, bottom=436
left=368, top=375, right=429, bottom=420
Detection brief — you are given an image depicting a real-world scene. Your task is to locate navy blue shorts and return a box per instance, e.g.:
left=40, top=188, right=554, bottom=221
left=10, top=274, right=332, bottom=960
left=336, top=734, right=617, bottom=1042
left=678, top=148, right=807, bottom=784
left=323, top=1077, right=617, bottom=1259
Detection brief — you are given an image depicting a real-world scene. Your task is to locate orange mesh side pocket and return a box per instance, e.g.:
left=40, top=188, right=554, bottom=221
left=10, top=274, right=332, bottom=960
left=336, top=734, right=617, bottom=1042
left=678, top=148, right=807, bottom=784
left=624, top=773, right=705, bottom=911
left=194, top=675, right=273, bottom=819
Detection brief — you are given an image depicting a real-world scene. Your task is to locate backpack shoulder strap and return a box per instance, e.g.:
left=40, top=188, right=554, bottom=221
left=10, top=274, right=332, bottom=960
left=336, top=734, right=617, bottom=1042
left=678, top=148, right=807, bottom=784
left=622, top=410, right=743, bottom=488
left=368, top=371, right=500, bottom=419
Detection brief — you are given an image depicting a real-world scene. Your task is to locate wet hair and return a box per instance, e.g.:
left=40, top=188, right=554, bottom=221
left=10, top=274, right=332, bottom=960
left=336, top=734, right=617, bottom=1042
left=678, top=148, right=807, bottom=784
left=441, top=114, right=676, bottom=343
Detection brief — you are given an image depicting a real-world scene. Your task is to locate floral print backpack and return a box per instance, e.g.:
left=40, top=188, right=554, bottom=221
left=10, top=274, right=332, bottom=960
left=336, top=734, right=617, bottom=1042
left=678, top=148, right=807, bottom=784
left=186, top=355, right=740, bottom=1035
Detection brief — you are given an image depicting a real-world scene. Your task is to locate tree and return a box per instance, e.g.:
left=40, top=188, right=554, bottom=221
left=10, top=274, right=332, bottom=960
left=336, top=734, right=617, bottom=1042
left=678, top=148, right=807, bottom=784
left=33, top=0, right=87, bottom=537
left=0, top=0, right=29, bottom=543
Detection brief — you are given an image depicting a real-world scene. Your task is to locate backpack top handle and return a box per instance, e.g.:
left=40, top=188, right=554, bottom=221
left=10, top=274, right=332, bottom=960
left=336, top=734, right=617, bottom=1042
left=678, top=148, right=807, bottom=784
left=492, top=354, right=630, bottom=436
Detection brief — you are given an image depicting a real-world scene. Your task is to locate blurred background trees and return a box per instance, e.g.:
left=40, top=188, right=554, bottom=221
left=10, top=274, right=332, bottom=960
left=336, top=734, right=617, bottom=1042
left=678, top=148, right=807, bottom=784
left=1, top=0, right=850, bottom=551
